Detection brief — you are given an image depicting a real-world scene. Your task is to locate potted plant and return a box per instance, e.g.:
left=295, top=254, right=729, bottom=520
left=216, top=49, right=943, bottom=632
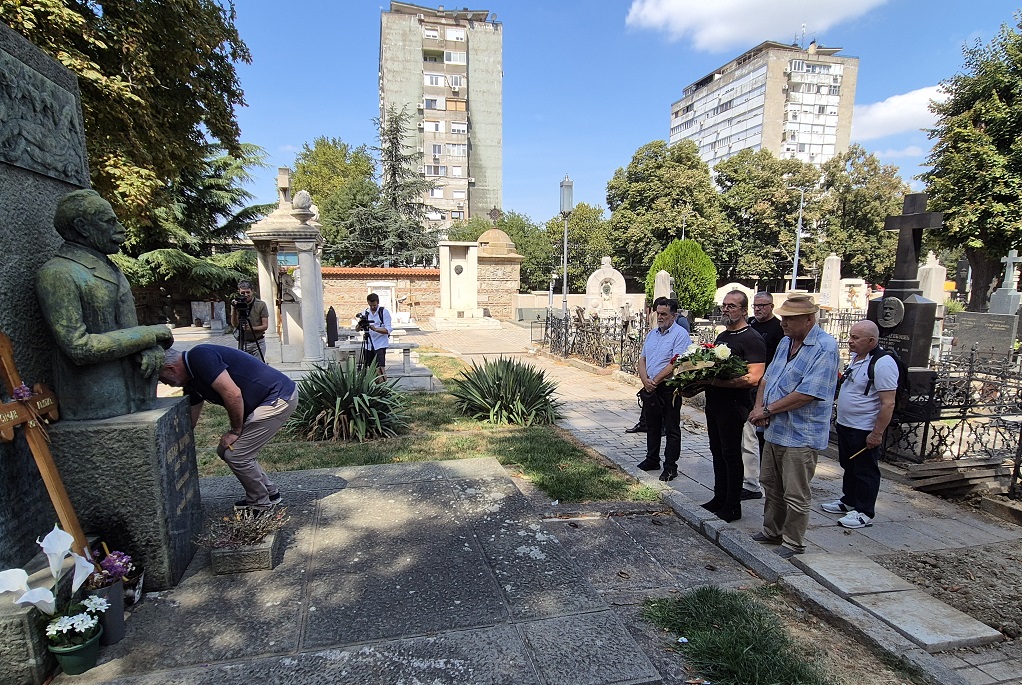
left=0, top=525, right=109, bottom=675
left=196, top=508, right=289, bottom=575
left=83, top=547, right=135, bottom=645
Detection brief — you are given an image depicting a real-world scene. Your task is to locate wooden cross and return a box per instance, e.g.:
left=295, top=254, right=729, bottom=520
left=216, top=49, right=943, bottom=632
left=0, top=331, right=89, bottom=557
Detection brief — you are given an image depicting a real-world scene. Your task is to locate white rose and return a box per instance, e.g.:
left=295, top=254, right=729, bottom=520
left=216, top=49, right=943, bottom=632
left=713, top=344, right=732, bottom=360
left=685, top=343, right=701, bottom=356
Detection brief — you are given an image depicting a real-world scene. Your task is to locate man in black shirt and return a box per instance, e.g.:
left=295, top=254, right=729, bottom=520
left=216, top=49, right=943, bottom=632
left=699, top=290, right=767, bottom=522
left=740, top=292, right=785, bottom=500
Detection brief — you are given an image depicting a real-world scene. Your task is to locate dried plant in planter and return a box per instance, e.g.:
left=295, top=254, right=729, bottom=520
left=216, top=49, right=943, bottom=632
left=195, top=509, right=289, bottom=549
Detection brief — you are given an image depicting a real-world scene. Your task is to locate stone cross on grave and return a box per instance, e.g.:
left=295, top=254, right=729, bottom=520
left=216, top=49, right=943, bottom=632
left=1001, top=249, right=1021, bottom=289
left=884, top=193, right=944, bottom=301
left=0, top=332, right=89, bottom=557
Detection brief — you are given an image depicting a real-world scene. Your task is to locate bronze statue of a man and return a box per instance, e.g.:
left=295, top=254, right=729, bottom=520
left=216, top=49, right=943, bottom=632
left=36, top=189, right=174, bottom=420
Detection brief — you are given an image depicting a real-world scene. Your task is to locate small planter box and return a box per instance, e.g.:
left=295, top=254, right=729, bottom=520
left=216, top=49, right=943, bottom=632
left=210, top=532, right=280, bottom=574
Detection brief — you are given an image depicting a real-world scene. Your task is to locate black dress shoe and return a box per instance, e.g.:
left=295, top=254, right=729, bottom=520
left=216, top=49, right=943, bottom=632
left=625, top=424, right=647, bottom=434
left=740, top=489, right=763, bottom=501
left=637, top=458, right=661, bottom=471
left=716, top=508, right=742, bottom=523
left=659, top=467, right=678, bottom=482
left=752, top=532, right=782, bottom=545
left=700, top=499, right=723, bottom=512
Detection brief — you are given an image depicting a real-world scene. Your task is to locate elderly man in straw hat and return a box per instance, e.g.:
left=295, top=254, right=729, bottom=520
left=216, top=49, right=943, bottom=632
left=747, top=294, right=839, bottom=559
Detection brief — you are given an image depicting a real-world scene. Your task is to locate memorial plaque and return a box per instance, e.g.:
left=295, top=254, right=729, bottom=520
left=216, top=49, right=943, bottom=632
left=950, top=311, right=1018, bottom=359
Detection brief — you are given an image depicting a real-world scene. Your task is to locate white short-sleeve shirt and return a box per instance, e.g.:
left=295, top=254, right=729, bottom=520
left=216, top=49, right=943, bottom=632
left=836, top=351, right=899, bottom=430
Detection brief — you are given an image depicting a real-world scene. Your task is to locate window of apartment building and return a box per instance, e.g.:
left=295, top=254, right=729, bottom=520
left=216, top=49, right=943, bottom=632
left=830, top=85, right=841, bottom=96
left=425, top=120, right=443, bottom=132
left=424, top=73, right=444, bottom=86
left=451, top=211, right=465, bottom=220
left=447, top=143, right=467, bottom=157
left=451, top=166, right=463, bottom=177
left=423, top=53, right=439, bottom=62
left=424, top=165, right=446, bottom=176
left=670, top=124, right=682, bottom=136
left=452, top=189, right=466, bottom=199
left=424, top=26, right=439, bottom=39
left=807, top=63, right=831, bottom=75
left=787, top=110, right=799, bottom=121
left=682, top=103, right=694, bottom=114
left=426, top=210, right=444, bottom=221
left=444, top=51, right=466, bottom=64
left=789, top=59, right=805, bottom=72
left=424, top=98, right=445, bottom=110
left=446, top=27, right=465, bottom=41
left=817, top=105, right=827, bottom=114
left=450, top=121, right=468, bottom=134
left=429, top=188, right=444, bottom=199
left=447, top=99, right=467, bottom=112
left=431, top=144, right=443, bottom=156
left=448, top=74, right=464, bottom=88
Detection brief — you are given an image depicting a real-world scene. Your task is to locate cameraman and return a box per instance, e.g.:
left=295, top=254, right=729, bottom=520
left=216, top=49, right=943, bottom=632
left=358, top=293, right=391, bottom=379
left=230, top=280, right=269, bottom=358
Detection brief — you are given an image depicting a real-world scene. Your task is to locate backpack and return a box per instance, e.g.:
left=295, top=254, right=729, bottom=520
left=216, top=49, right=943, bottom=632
left=864, top=346, right=911, bottom=416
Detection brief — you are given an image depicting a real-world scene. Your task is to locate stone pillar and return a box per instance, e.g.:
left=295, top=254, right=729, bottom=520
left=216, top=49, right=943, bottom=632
left=917, top=252, right=947, bottom=305
left=296, top=241, right=323, bottom=363
left=254, top=245, right=282, bottom=363
left=818, top=253, right=842, bottom=310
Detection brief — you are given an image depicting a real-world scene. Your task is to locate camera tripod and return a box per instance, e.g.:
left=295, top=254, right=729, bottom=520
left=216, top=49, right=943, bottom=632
left=356, top=326, right=376, bottom=374
left=236, top=314, right=266, bottom=363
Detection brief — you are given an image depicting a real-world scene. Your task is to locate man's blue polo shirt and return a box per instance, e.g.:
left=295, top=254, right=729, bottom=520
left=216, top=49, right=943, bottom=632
left=641, top=322, right=692, bottom=379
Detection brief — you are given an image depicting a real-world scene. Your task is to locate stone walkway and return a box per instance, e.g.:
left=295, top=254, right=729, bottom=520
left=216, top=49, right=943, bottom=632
left=410, top=321, right=1022, bottom=685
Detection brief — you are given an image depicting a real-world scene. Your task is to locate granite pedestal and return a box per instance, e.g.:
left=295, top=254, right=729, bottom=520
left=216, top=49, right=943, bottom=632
left=47, top=397, right=201, bottom=589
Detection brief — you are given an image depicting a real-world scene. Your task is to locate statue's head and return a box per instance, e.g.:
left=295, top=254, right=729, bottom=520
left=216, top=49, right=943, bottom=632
left=54, top=189, right=126, bottom=255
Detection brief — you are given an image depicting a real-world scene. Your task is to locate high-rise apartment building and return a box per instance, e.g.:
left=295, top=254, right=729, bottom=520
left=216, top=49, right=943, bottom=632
left=380, top=2, right=502, bottom=233
left=669, top=41, right=858, bottom=169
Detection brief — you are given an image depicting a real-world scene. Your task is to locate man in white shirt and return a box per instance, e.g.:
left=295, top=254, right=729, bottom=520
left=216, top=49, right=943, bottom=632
left=824, top=320, right=898, bottom=529
left=359, top=293, right=392, bottom=380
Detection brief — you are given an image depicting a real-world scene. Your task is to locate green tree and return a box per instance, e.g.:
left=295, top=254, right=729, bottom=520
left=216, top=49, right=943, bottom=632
left=291, top=136, right=374, bottom=206
left=606, top=140, right=731, bottom=283
left=331, top=107, right=438, bottom=267
left=923, top=16, right=1022, bottom=310
left=645, top=240, right=717, bottom=316
left=714, top=149, right=824, bottom=284
left=317, top=177, right=380, bottom=251
left=499, top=212, right=557, bottom=292
left=445, top=216, right=492, bottom=241
left=545, top=203, right=612, bottom=293
left=819, top=145, right=908, bottom=285
left=1, top=0, right=250, bottom=238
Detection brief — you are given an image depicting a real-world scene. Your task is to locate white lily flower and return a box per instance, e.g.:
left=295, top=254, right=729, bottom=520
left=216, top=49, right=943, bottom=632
left=71, top=553, right=96, bottom=594
left=37, top=525, right=73, bottom=580
left=0, top=569, right=30, bottom=596
left=14, top=587, right=57, bottom=615
left=713, top=344, right=732, bottom=360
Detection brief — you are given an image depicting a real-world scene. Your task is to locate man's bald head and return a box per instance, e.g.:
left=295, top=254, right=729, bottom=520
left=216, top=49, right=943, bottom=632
left=848, top=320, right=880, bottom=356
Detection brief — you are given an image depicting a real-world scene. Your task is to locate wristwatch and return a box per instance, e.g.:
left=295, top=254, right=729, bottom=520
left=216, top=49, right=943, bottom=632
left=762, top=406, right=772, bottom=417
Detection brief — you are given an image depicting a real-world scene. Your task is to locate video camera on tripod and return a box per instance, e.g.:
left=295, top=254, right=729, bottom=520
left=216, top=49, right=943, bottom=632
left=231, top=292, right=251, bottom=319
left=354, top=311, right=372, bottom=332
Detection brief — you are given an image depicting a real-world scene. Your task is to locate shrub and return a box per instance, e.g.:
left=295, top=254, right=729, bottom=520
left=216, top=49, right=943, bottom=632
left=450, top=357, right=561, bottom=425
left=944, top=297, right=966, bottom=314
left=645, top=239, right=717, bottom=316
left=285, top=359, right=408, bottom=442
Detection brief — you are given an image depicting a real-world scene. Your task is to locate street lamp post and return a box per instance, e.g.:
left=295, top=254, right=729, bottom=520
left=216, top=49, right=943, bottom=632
left=560, top=175, right=573, bottom=318
left=791, top=186, right=805, bottom=292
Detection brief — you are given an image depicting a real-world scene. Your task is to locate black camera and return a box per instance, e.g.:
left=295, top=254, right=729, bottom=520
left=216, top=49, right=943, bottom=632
left=231, top=293, right=251, bottom=318
left=355, top=311, right=372, bottom=332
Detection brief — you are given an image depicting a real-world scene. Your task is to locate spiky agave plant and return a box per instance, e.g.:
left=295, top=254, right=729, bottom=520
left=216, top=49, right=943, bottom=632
left=285, top=359, right=408, bottom=442
left=450, top=357, right=561, bottom=425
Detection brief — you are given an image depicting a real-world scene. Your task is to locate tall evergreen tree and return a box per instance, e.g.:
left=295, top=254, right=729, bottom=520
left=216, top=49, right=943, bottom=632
left=923, top=15, right=1022, bottom=310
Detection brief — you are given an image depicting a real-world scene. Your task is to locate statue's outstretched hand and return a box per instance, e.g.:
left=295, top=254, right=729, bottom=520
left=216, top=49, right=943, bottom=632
left=139, top=346, right=165, bottom=378
left=149, top=325, right=175, bottom=349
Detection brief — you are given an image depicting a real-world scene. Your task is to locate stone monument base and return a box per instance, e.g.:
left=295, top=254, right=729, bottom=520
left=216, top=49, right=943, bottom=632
left=48, top=397, right=201, bottom=590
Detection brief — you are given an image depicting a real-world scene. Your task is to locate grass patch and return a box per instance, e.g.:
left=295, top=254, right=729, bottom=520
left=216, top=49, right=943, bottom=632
left=643, top=586, right=835, bottom=685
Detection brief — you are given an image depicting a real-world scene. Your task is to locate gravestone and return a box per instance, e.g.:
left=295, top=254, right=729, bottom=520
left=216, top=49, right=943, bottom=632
left=988, top=250, right=1022, bottom=316
left=917, top=251, right=947, bottom=306
left=653, top=269, right=672, bottom=301
left=950, top=311, right=1018, bottom=359
left=817, top=253, right=842, bottom=309
left=839, top=278, right=867, bottom=311
left=715, top=282, right=755, bottom=306
left=585, top=256, right=627, bottom=318
left=867, top=193, right=942, bottom=369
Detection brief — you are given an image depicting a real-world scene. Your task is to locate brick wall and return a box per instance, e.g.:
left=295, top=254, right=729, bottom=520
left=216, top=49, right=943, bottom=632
left=477, top=259, right=521, bottom=319
left=322, top=267, right=441, bottom=322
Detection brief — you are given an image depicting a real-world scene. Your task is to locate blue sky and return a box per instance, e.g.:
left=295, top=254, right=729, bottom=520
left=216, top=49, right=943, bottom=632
left=232, top=0, right=1015, bottom=224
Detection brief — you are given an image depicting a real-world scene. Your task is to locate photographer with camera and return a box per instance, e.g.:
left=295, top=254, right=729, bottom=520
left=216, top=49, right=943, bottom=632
left=357, top=293, right=391, bottom=380
left=230, top=280, right=269, bottom=359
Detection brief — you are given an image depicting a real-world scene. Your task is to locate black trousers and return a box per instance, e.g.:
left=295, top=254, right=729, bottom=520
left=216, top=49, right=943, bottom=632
left=706, top=397, right=750, bottom=511
left=836, top=423, right=881, bottom=519
left=644, top=384, right=681, bottom=466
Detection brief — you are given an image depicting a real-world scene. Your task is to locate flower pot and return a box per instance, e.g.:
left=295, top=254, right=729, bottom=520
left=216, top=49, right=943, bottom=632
left=49, top=626, right=103, bottom=675
left=210, top=531, right=280, bottom=574
left=89, top=580, right=126, bottom=645
left=123, top=568, right=145, bottom=606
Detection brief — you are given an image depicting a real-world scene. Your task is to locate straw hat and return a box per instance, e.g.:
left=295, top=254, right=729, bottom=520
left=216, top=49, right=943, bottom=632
left=774, top=294, right=819, bottom=317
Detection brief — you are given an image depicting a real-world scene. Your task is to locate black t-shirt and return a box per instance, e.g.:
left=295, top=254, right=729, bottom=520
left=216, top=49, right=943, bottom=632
left=749, top=316, right=784, bottom=365
left=706, top=325, right=767, bottom=409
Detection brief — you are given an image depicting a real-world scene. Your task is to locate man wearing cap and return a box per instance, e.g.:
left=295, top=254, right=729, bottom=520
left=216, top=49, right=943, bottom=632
left=739, top=292, right=785, bottom=500
left=748, top=295, right=839, bottom=559
left=636, top=297, right=692, bottom=482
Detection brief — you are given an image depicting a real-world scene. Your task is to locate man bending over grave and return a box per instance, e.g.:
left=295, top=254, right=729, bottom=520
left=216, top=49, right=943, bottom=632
left=36, top=189, right=174, bottom=420
left=159, top=346, right=298, bottom=512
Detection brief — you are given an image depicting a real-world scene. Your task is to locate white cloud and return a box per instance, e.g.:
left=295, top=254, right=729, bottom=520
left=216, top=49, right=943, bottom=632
left=625, top=0, right=889, bottom=52
left=873, top=145, right=925, bottom=159
left=852, top=86, right=946, bottom=141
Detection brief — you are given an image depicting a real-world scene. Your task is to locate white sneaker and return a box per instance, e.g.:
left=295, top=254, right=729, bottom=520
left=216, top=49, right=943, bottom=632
left=838, top=510, right=874, bottom=529
left=821, top=500, right=851, bottom=514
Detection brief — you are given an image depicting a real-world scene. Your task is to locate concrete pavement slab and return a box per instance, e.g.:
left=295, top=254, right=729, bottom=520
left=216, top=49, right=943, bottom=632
left=791, top=554, right=916, bottom=597
left=519, top=611, right=661, bottom=685
left=853, top=589, right=1004, bottom=652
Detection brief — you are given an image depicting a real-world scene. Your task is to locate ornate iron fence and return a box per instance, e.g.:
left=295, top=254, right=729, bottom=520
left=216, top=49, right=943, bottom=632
left=542, top=308, right=649, bottom=371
